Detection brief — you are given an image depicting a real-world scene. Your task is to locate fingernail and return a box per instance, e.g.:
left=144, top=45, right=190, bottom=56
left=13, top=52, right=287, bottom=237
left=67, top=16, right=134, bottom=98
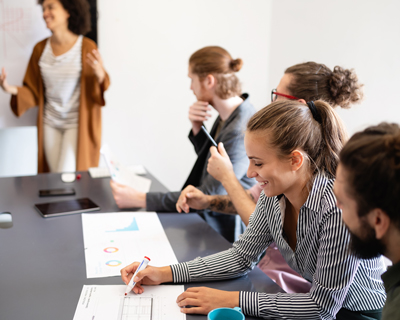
left=134, top=277, right=139, bottom=281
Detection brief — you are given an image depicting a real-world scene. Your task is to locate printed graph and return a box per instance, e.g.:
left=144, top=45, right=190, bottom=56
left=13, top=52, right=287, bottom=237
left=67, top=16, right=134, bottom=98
left=106, top=217, right=139, bottom=232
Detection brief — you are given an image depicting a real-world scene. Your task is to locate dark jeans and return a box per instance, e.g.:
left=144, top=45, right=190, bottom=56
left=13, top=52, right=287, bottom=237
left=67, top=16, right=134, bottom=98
left=336, top=308, right=382, bottom=320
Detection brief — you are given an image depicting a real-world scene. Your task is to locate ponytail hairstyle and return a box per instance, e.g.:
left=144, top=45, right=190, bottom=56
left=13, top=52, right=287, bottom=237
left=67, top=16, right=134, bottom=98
left=285, top=62, right=363, bottom=108
left=340, top=123, right=400, bottom=227
left=247, top=100, right=348, bottom=180
left=189, top=46, right=243, bottom=99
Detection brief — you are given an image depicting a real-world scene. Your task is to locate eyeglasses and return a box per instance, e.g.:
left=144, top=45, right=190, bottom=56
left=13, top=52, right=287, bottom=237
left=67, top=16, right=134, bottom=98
left=271, top=89, right=299, bottom=102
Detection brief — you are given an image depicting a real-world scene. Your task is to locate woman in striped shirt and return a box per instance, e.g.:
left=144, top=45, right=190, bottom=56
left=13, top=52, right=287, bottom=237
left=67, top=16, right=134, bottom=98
left=121, top=100, right=386, bottom=320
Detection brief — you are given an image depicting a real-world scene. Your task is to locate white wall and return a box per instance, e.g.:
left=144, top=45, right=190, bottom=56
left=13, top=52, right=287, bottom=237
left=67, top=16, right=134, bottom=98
left=98, top=0, right=272, bottom=190
left=268, top=0, right=400, bottom=135
left=1, top=0, right=399, bottom=190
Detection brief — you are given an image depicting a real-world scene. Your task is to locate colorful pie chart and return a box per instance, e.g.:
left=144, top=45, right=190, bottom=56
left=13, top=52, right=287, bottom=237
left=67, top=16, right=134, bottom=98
left=104, top=247, right=119, bottom=253
left=106, top=260, right=122, bottom=267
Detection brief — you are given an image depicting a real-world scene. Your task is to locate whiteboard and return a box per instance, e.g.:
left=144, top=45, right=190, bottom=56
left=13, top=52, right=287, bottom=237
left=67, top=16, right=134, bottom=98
left=0, top=0, right=50, bottom=128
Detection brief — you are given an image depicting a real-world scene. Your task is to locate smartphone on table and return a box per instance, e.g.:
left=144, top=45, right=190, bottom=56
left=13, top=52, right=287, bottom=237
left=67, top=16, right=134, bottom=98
left=39, top=188, right=76, bottom=197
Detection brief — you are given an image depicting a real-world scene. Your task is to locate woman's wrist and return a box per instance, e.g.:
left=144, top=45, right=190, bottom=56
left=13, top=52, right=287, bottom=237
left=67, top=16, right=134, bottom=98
left=3, top=85, right=18, bottom=95
left=228, top=291, right=240, bottom=308
left=96, top=69, right=105, bottom=84
left=220, top=170, right=237, bottom=187
left=161, top=266, right=173, bottom=283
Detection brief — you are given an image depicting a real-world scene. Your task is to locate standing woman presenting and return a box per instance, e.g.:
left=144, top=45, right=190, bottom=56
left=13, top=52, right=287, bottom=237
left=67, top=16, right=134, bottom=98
left=0, top=0, right=110, bottom=172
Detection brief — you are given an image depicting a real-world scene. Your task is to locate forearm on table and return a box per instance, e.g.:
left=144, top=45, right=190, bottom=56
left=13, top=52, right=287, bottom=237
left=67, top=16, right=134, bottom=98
left=207, top=194, right=238, bottom=214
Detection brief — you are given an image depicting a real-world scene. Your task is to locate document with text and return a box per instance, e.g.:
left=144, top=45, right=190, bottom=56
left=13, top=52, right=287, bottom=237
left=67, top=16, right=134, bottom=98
left=73, top=285, right=186, bottom=320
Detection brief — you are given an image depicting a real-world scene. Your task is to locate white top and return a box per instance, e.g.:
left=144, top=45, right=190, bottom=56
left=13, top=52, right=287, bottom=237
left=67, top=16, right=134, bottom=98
left=39, top=35, right=83, bottom=129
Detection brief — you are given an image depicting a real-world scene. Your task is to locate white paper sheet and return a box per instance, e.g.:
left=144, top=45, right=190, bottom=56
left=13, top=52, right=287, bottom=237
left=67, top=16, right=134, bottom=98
left=73, top=285, right=186, bottom=320
left=89, top=165, right=147, bottom=178
left=82, top=212, right=178, bottom=278
left=100, top=145, right=151, bottom=192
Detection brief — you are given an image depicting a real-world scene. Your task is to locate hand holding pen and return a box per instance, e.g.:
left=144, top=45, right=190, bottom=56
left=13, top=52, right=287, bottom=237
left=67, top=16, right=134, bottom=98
left=120, top=258, right=173, bottom=294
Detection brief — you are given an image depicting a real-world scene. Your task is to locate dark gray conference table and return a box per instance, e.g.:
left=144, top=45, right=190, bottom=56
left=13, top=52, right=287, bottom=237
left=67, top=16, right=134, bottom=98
left=0, top=171, right=283, bottom=320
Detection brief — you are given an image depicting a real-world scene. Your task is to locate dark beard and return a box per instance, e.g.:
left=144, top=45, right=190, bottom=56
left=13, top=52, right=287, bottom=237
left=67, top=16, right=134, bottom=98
left=348, top=221, right=386, bottom=260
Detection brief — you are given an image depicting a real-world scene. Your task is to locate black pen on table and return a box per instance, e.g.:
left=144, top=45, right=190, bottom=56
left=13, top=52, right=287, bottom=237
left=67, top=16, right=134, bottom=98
left=201, top=125, right=218, bottom=148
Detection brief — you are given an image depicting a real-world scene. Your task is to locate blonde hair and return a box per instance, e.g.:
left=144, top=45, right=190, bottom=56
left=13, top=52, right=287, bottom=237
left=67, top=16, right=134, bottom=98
left=189, top=46, right=242, bottom=99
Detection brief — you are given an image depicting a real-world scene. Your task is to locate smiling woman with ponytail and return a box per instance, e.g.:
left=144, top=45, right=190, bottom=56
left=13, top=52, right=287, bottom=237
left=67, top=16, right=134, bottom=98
left=120, top=98, right=386, bottom=320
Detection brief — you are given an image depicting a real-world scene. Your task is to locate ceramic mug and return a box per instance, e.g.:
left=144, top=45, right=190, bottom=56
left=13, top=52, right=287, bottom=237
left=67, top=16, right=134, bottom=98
left=208, top=307, right=245, bottom=320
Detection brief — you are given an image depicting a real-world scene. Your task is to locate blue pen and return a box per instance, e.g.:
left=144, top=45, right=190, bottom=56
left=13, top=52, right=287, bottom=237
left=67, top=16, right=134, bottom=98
left=201, top=125, right=218, bottom=148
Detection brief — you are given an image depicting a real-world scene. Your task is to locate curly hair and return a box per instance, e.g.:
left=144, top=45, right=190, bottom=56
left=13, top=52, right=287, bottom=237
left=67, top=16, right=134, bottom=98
left=285, top=62, right=364, bottom=108
left=39, top=0, right=91, bottom=35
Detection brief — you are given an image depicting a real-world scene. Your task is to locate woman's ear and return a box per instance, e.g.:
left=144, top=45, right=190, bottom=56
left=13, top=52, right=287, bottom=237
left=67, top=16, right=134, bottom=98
left=297, top=98, right=307, bottom=104
left=290, top=150, right=305, bottom=172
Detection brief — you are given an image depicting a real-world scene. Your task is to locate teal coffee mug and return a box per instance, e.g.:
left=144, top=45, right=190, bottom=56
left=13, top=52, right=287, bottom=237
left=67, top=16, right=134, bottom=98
left=208, top=307, right=245, bottom=320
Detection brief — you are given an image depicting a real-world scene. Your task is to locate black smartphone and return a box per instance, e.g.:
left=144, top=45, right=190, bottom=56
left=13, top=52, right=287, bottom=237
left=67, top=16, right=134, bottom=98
left=34, top=198, right=100, bottom=218
left=39, top=188, right=76, bottom=197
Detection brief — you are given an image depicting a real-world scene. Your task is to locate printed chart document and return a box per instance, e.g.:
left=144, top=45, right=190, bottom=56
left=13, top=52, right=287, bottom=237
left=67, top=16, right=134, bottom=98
left=82, top=212, right=178, bottom=278
left=100, top=145, right=151, bottom=192
left=73, top=285, right=186, bottom=320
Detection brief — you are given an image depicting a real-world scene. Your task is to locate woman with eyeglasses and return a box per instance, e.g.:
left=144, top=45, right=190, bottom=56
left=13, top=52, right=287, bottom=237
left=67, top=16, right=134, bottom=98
left=175, top=62, right=363, bottom=294
left=270, top=62, right=362, bottom=106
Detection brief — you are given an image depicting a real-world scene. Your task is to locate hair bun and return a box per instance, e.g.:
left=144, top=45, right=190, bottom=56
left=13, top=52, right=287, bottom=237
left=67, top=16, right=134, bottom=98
left=329, top=66, right=364, bottom=109
left=230, top=58, right=243, bottom=72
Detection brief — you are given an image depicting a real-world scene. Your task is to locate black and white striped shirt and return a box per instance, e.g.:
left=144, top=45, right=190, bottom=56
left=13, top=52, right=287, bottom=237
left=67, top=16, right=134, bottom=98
left=39, top=36, right=82, bottom=129
left=171, top=174, right=386, bottom=319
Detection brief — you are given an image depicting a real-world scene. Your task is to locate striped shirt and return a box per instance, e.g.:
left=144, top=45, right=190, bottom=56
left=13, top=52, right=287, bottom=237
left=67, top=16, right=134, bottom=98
left=171, top=174, right=386, bottom=319
left=39, top=35, right=82, bottom=129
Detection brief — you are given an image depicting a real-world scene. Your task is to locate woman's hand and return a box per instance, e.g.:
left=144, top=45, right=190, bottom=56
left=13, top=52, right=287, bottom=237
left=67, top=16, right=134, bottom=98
left=176, top=185, right=211, bottom=213
left=189, top=101, right=212, bottom=135
left=120, top=263, right=173, bottom=294
left=177, top=287, right=239, bottom=315
left=207, top=142, right=235, bottom=184
left=110, top=180, right=146, bottom=208
left=0, top=68, right=18, bottom=95
left=86, top=49, right=106, bottom=84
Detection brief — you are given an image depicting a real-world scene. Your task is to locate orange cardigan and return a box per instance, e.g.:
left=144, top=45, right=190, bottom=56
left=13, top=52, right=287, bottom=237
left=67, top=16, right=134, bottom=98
left=10, top=37, right=110, bottom=173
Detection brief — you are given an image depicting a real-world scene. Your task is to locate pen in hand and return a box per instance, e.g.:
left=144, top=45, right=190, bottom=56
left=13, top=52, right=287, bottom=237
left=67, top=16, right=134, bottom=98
left=124, top=256, right=151, bottom=296
left=201, top=125, right=218, bottom=148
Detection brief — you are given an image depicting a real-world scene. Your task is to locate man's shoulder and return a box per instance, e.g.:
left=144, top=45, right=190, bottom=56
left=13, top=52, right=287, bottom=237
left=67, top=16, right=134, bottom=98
left=382, top=284, right=400, bottom=320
